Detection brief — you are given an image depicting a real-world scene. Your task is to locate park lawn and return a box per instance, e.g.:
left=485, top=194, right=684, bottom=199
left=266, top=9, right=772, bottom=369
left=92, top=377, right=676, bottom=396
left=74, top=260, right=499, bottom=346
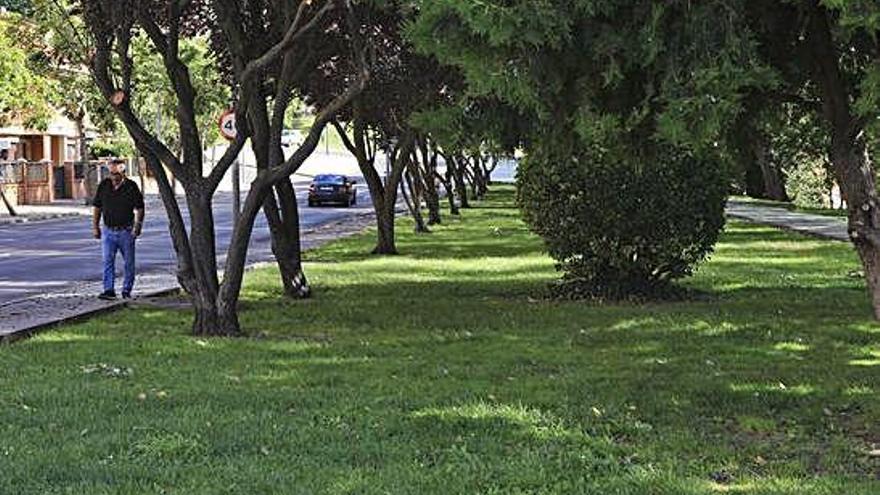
left=1, top=187, right=879, bottom=494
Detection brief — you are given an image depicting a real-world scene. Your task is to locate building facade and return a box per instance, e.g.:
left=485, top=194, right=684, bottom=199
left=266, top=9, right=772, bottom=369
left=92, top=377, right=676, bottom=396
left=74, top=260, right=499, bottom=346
left=0, top=112, right=93, bottom=205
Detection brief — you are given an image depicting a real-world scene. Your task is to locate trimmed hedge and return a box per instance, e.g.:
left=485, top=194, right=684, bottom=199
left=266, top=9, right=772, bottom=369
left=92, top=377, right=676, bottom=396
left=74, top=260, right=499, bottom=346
left=517, top=146, right=727, bottom=299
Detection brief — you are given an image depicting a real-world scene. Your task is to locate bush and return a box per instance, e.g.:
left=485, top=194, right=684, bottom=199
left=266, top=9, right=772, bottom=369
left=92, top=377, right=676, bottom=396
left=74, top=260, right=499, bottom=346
left=517, top=145, right=727, bottom=299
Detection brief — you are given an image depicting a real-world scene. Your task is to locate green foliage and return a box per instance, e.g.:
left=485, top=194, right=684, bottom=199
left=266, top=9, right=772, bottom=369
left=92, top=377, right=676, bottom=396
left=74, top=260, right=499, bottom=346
left=89, top=137, right=133, bottom=158
left=0, top=16, right=54, bottom=128
left=518, top=145, right=727, bottom=299
left=410, top=1, right=750, bottom=294
left=21, top=0, right=115, bottom=132
left=785, top=158, right=833, bottom=209
left=0, top=0, right=31, bottom=13
left=129, top=34, right=229, bottom=151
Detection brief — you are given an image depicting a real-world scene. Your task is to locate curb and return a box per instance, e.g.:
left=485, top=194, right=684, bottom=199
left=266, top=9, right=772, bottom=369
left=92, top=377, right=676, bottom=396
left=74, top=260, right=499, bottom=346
left=0, top=212, right=86, bottom=225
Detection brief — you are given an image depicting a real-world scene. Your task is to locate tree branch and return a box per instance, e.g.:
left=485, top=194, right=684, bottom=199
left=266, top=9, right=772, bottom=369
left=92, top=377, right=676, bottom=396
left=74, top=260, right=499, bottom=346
left=239, top=0, right=334, bottom=88
left=90, top=35, right=185, bottom=179
left=136, top=8, right=202, bottom=179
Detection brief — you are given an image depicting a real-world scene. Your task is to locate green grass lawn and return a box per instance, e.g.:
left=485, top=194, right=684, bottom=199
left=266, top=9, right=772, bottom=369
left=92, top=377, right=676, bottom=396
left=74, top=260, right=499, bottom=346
left=2, top=187, right=878, bottom=494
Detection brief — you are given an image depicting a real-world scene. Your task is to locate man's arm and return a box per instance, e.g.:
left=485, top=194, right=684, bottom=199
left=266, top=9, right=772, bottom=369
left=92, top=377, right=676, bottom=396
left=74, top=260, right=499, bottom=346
left=92, top=207, right=102, bottom=239
left=92, top=180, right=104, bottom=239
left=132, top=182, right=145, bottom=238
left=133, top=208, right=144, bottom=238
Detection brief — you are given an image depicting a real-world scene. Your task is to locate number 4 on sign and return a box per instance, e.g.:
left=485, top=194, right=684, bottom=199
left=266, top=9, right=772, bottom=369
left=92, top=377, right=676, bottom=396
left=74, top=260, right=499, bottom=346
left=218, top=109, right=237, bottom=141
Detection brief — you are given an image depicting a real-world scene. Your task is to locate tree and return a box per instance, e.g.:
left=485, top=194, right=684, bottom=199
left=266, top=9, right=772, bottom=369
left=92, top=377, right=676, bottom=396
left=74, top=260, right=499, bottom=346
left=409, top=1, right=732, bottom=297
left=654, top=1, right=880, bottom=318
left=12, top=0, right=121, bottom=202
left=0, top=14, right=54, bottom=129
left=78, top=0, right=367, bottom=335
left=0, top=0, right=31, bottom=13
left=129, top=33, right=230, bottom=156
left=304, top=1, right=459, bottom=254
left=752, top=1, right=880, bottom=318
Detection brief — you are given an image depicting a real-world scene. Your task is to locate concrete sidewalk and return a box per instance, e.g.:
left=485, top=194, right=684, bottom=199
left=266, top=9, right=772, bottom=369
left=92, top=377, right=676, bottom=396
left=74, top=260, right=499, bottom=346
left=726, top=200, right=849, bottom=242
left=0, top=211, right=377, bottom=341
left=0, top=199, right=90, bottom=224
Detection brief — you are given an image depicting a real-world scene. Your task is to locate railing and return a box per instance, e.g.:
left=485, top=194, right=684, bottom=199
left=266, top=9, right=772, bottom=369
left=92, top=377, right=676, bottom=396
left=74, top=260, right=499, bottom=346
left=0, top=161, right=49, bottom=184
left=0, top=162, right=20, bottom=184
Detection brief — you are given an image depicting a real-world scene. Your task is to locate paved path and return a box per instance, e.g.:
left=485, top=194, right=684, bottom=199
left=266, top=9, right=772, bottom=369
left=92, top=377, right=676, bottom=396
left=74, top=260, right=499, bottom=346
left=726, top=200, right=849, bottom=242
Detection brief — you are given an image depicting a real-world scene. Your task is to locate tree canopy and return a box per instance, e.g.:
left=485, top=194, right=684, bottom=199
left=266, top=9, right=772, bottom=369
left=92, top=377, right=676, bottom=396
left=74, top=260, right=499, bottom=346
left=0, top=15, right=55, bottom=128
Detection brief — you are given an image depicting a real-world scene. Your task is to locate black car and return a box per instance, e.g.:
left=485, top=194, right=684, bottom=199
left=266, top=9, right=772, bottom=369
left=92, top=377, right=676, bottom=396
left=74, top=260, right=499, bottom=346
left=308, top=174, right=357, bottom=207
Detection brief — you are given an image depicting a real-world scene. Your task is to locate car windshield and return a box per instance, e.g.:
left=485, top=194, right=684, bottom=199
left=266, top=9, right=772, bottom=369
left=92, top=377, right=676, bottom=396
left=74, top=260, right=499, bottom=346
left=314, top=175, right=345, bottom=185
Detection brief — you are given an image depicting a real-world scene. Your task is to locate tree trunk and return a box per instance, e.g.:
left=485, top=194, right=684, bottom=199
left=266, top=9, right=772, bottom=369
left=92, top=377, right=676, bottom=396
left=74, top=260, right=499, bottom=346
left=834, top=140, right=880, bottom=319
left=754, top=133, right=788, bottom=201
left=808, top=3, right=880, bottom=319
left=374, top=196, right=398, bottom=254
left=76, top=111, right=98, bottom=206
left=438, top=170, right=460, bottom=216
left=450, top=155, right=470, bottom=208
left=424, top=173, right=442, bottom=225
left=419, top=140, right=442, bottom=225
left=264, top=178, right=311, bottom=298
left=402, top=169, right=429, bottom=233
left=0, top=186, right=16, bottom=216
left=186, top=191, right=239, bottom=336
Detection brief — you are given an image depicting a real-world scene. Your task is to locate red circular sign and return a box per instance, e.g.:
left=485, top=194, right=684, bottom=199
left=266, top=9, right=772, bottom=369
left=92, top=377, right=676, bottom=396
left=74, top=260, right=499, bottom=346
left=218, top=109, right=237, bottom=140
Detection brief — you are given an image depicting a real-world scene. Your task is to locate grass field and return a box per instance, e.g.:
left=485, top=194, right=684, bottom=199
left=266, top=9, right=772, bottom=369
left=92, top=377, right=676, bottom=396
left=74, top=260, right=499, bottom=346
left=1, top=187, right=878, bottom=494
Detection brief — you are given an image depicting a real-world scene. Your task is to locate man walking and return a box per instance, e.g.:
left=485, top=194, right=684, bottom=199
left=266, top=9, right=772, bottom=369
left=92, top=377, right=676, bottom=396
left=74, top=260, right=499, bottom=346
left=92, top=159, right=145, bottom=300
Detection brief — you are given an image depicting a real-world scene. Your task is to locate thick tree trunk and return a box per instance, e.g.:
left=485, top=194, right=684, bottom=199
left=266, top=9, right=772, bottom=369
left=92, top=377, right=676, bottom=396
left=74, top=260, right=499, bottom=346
left=834, top=140, right=880, bottom=319
left=186, top=191, right=240, bottom=336
left=808, top=2, right=880, bottom=319
left=374, top=197, right=398, bottom=254
left=754, top=133, right=788, bottom=201
left=264, top=179, right=311, bottom=299
left=372, top=138, right=415, bottom=254
left=142, top=153, right=230, bottom=336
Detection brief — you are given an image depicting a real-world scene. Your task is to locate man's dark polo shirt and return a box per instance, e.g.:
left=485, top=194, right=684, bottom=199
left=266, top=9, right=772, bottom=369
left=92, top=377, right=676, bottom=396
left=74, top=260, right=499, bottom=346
left=94, top=178, right=145, bottom=228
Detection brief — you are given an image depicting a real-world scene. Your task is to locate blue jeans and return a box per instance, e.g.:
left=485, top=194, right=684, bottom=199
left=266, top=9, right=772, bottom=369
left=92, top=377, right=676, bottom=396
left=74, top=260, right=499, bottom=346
left=102, top=228, right=136, bottom=294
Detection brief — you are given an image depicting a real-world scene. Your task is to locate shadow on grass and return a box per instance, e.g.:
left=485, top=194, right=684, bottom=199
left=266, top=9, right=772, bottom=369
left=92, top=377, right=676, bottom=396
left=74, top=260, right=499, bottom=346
left=4, top=188, right=879, bottom=494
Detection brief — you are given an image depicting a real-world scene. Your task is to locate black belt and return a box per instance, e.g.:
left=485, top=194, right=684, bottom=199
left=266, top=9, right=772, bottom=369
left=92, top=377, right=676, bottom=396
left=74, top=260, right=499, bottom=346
left=106, top=225, right=132, bottom=231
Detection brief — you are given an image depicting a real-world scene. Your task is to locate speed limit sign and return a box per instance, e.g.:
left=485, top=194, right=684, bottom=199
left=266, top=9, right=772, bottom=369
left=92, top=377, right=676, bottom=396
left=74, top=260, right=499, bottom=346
left=218, top=109, right=237, bottom=140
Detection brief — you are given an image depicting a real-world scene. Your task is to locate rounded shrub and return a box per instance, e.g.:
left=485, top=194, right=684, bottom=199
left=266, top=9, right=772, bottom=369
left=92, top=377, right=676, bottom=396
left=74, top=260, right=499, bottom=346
left=517, top=145, right=727, bottom=299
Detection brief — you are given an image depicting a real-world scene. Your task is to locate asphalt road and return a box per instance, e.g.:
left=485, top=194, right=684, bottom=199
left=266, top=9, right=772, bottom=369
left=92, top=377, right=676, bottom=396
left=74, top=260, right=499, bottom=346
left=0, top=180, right=374, bottom=305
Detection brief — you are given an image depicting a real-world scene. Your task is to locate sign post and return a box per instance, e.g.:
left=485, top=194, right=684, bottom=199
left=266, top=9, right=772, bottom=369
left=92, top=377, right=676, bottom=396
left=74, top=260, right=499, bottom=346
left=218, top=109, right=240, bottom=222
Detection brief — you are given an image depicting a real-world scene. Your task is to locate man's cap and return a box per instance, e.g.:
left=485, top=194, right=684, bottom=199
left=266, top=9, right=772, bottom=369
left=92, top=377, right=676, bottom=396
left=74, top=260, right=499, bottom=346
left=109, top=160, right=126, bottom=173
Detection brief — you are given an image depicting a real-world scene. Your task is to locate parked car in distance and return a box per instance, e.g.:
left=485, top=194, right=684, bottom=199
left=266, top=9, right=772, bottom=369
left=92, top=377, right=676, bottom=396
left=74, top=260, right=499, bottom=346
left=280, top=129, right=303, bottom=147
left=308, top=174, right=357, bottom=207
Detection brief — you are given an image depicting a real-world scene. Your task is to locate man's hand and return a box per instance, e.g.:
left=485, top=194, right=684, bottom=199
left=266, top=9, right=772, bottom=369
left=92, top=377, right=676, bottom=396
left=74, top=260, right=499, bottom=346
left=92, top=226, right=101, bottom=240
left=132, top=222, right=142, bottom=239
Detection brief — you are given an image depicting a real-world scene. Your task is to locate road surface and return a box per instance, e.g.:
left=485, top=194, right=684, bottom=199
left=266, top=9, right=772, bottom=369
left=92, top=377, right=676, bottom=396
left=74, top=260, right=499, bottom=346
left=0, top=181, right=373, bottom=305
